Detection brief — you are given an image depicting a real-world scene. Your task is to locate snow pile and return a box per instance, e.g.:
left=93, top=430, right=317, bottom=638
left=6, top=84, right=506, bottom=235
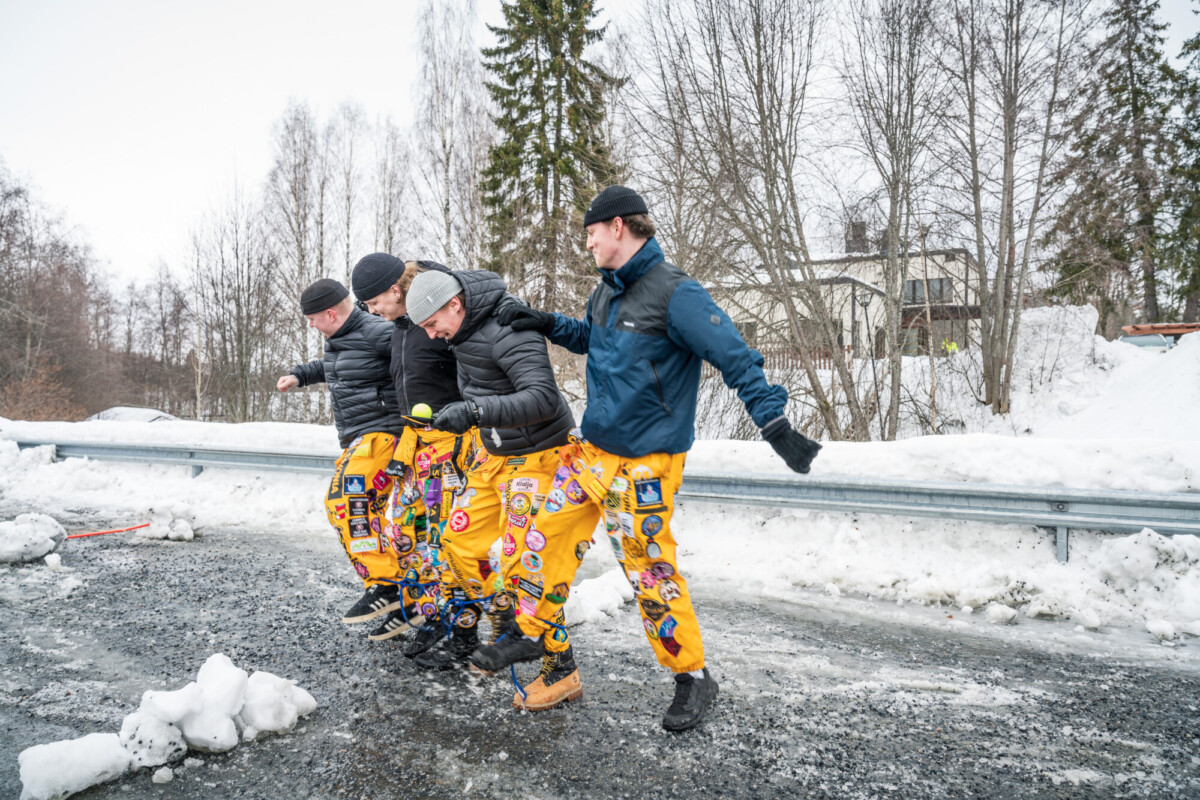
left=0, top=513, right=65, bottom=563
left=136, top=507, right=195, bottom=541
left=18, top=653, right=317, bottom=800
left=564, top=564, right=636, bottom=625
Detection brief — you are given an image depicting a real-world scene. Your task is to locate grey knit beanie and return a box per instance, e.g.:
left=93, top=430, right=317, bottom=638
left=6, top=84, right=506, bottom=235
left=406, top=270, right=463, bottom=325
left=351, top=252, right=406, bottom=301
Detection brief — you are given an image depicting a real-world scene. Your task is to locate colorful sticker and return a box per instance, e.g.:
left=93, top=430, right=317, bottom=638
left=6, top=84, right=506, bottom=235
left=618, top=512, right=635, bottom=539
left=610, top=476, right=630, bottom=493
left=650, top=561, right=676, bottom=580
left=348, top=497, right=369, bottom=516
left=575, top=540, right=590, bottom=561
left=518, top=596, right=538, bottom=616
left=353, top=561, right=369, bottom=579
left=449, top=509, right=470, bottom=532
left=658, top=579, right=681, bottom=602
left=634, top=479, right=663, bottom=507
left=552, top=466, right=571, bottom=489
left=525, top=528, right=546, bottom=552
left=658, top=615, right=678, bottom=638
left=369, top=517, right=381, bottom=534
left=349, top=519, right=370, bottom=538
left=421, top=602, right=437, bottom=617
left=511, top=477, right=539, bottom=493
left=508, top=513, right=529, bottom=529
left=547, top=583, right=570, bottom=604
left=343, top=475, right=366, bottom=495
left=659, top=636, right=682, bottom=657
left=564, top=480, right=586, bottom=505
left=643, top=618, right=659, bottom=639
left=416, top=452, right=432, bottom=473
left=455, top=608, right=478, bottom=628
left=544, top=489, right=566, bottom=513
left=609, top=535, right=625, bottom=562
left=372, top=470, right=390, bottom=491
left=604, top=491, right=622, bottom=510
left=639, top=597, right=670, bottom=621
left=502, top=531, right=516, bottom=557
left=640, top=571, right=659, bottom=590
left=521, top=552, right=543, bottom=572
left=509, top=493, right=531, bottom=515
left=454, top=487, right=477, bottom=509
left=349, top=539, right=378, bottom=554
left=518, top=577, right=543, bottom=599
left=393, top=534, right=413, bottom=554
left=641, top=515, right=663, bottom=536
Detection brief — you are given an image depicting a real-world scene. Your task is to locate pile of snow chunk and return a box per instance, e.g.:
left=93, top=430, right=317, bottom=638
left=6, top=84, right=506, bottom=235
left=18, top=653, right=316, bottom=800
left=136, top=507, right=194, bottom=541
left=0, top=513, right=65, bottom=563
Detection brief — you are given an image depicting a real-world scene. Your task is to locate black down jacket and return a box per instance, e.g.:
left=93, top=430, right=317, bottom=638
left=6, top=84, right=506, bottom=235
left=291, top=307, right=406, bottom=447
left=389, top=260, right=462, bottom=417
left=448, top=270, right=575, bottom=456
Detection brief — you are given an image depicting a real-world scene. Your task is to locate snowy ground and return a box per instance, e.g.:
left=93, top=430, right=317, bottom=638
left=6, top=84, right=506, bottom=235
left=1, top=307, right=1198, bottom=797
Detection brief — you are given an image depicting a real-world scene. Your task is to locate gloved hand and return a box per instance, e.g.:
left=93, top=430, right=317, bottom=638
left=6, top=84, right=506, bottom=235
left=433, top=401, right=480, bottom=434
left=761, top=417, right=821, bottom=474
left=495, top=303, right=555, bottom=335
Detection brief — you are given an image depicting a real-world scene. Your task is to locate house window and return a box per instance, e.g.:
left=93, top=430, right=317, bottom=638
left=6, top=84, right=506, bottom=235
left=904, top=278, right=953, bottom=304
left=734, top=320, right=758, bottom=346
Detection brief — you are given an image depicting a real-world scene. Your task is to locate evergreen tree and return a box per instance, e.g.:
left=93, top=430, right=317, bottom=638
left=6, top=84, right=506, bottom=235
left=1047, top=0, right=1176, bottom=326
left=1164, top=3, right=1200, bottom=321
left=481, top=0, right=622, bottom=312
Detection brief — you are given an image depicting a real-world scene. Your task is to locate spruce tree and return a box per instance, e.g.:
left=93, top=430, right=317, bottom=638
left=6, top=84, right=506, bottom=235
left=481, top=0, right=622, bottom=312
left=1165, top=6, right=1200, bottom=321
left=1048, top=0, right=1176, bottom=325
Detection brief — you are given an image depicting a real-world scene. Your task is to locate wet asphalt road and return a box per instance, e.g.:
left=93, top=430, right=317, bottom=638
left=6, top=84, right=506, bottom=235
left=2, top=519, right=1199, bottom=800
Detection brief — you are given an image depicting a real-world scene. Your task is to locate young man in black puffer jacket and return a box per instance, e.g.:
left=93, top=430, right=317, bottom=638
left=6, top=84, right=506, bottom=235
left=278, top=279, right=429, bottom=642
left=405, top=268, right=590, bottom=711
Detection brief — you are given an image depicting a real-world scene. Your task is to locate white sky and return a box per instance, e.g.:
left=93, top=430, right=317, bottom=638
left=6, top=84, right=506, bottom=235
left=0, top=0, right=1196, bottom=286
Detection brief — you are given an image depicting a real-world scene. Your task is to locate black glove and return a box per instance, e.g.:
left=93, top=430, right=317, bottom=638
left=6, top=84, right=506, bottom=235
left=432, top=401, right=480, bottom=434
left=495, top=303, right=555, bottom=335
left=762, top=417, right=821, bottom=474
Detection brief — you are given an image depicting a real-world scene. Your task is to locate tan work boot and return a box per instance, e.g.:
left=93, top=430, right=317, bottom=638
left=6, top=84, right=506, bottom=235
left=513, top=645, right=582, bottom=711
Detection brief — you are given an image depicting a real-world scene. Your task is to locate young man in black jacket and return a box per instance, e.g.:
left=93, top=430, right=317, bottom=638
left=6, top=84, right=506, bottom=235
left=278, top=279, right=422, bottom=642
left=406, top=268, right=592, bottom=711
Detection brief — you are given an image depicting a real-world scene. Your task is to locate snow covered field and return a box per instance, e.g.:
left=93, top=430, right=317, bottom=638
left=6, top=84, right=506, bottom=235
left=1, top=307, right=1198, bottom=798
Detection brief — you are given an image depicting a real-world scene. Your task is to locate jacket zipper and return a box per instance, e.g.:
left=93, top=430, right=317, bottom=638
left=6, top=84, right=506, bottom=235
left=400, top=325, right=410, bottom=415
left=650, top=361, right=672, bottom=414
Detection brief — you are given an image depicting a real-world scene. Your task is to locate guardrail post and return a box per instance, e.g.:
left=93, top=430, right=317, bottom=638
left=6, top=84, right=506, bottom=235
left=1056, top=526, right=1069, bottom=563
left=191, top=465, right=204, bottom=478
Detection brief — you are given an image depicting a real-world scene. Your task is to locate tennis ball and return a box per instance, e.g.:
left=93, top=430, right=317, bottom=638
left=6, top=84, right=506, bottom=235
left=411, top=403, right=433, bottom=419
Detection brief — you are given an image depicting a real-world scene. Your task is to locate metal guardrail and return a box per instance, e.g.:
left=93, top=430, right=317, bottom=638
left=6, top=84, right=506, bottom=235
left=13, top=438, right=1200, bottom=563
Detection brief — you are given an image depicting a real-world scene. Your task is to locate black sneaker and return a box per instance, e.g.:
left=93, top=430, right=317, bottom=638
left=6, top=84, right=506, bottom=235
left=662, top=668, right=719, bottom=732
left=468, top=628, right=543, bottom=673
left=413, top=625, right=479, bottom=670
left=366, top=607, right=425, bottom=641
left=342, top=584, right=403, bottom=624
left=402, top=624, right=444, bottom=658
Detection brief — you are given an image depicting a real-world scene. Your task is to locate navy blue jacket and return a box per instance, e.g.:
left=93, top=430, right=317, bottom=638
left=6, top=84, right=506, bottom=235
left=547, top=237, right=787, bottom=457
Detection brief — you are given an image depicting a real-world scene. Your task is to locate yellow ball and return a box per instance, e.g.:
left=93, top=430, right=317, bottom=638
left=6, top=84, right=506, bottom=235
left=411, top=403, right=433, bottom=419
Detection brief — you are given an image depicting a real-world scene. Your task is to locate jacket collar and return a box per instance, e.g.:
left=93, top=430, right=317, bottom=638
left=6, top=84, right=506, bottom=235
left=330, top=307, right=366, bottom=339
left=600, top=237, right=663, bottom=292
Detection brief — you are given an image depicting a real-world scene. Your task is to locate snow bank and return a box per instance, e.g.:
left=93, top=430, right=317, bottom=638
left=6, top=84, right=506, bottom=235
left=0, top=513, right=65, bottom=563
left=18, top=654, right=317, bottom=800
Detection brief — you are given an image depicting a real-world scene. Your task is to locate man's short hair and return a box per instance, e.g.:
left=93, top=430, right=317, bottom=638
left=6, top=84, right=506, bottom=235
left=620, top=213, right=656, bottom=240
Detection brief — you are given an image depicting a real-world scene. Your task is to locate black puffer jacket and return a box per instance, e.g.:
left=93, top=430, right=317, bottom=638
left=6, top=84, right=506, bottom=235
left=448, top=270, right=574, bottom=456
left=391, top=315, right=461, bottom=417
left=291, top=308, right=406, bottom=447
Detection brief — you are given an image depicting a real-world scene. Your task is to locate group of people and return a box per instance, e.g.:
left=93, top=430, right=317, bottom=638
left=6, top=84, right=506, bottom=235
left=278, top=186, right=821, bottom=731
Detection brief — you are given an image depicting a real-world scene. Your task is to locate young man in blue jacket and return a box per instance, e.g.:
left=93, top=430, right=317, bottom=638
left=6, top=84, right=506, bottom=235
left=495, top=185, right=821, bottom=731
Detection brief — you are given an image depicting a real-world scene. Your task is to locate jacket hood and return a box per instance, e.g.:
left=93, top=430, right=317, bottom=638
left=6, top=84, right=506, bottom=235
left=450, top=270, right=507, bottom=345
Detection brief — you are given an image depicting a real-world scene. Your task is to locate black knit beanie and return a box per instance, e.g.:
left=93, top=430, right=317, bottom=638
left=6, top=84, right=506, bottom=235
left=351, top=252, right=407, bottom=301
left=300, top=278, right=349, bottom=315
left=583, top=185, right=650, bottom=227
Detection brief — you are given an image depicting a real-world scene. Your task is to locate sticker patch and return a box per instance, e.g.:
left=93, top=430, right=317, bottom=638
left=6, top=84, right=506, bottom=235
left=608, top=535, right=625, bottom=562
left=564, top=480, right=586, bottom=505
left=349, top=519, right=371, bottom=538
left=658, top=579, right=681, bottom=602
left=509, top=493, right=531, bottom=515
left=643, top=618, right=659, bottom=639
left=370, top=517, right=381, bottom=534
left=634, top=479, right=663, bottom=507
left=658, top=615, right=678, bottom=638
left=518, top=596, right=537, bottom=616
left=659, top=636, right=682, bottom=656
left=546, top=583, right=570, bottom=604
left=455, top=608, right=478, bottom=628
left=448, top=509, right=470, bottom=532
left=544, top=489, right=566, bottom=514
left=372, top=470, right=390, bottom=492
left=524, top=528, right=546, bottom=552
left=393, top=534, right=413, bottom=554
left=511, top=477, right=539, bottom=493
left=649, top=561, right=676, bottom=580
left=502, top=531, right=516, bottom=557
left=552, top=466, right=571, bottom=489
left=575, top=540, right=590, bottom=561
left=508, top=513, right=529, bottom=530
left=454, top=487, right=477, bottom=509
left=517, top=578, right=543, bottom=599
left=641, top=515, right=663, bottom=536
left=343, top=475, right=366, bottom=495
left=618, top=512, right=635, bottom=539
left=521, top=552, right=543, bottom=572
left=349, top=538, right=378, bottom=554
left=610, top=476, right=630, bottom=493
left=639, top=597, right=670, bottom=621
left=353, top=561, right=369, bottom=579
left=415, top=452, right=432, bottom=473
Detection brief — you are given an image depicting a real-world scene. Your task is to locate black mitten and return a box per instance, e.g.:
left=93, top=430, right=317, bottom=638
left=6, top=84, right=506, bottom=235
left=495, top=304, right=555, bottom=335
left=761, top=417, right=821, bottom=474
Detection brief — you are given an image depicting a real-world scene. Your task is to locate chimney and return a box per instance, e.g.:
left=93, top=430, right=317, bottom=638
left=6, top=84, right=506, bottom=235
left=845, top=221, right=868, bottom=253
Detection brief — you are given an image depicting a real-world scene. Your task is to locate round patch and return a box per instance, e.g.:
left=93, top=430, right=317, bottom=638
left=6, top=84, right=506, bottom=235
left=509, top=493, right=531, bottom=515
left=393, top=534, right=413, bottom=554
left=449, top=509, right=470, bottom=532
left=421, top=602, right=437, bottom=617
left=564, top=480, right=585, bottom=504
left=467, top=578, right=484, bottom=596
left=521, top=552, right=543, bottom=572
left=456, top=608, right=478, bottom=628
left=502, top=531, right=516, bottom=556
left=646, top=541, right=662, bottom=559
left=641, top=515, right=663, bottom=536
left=493, top=592, right=512, bottom=610
left=658, top=579, right=682, bottom=602
left=575, top=540, right=590, bottom=561
left=650, top=561, right=676, bottom=580
left=545, top=489, right=566, bottom=513
left=525, top=528, right=546, bottom=551
left=370, top=517, right=381, bottom=534
left=643, top=618, right=659, bottom=639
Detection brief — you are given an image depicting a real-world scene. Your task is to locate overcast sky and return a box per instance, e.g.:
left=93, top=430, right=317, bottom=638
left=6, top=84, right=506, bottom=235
left=0, top=0, right=1196, bottom=287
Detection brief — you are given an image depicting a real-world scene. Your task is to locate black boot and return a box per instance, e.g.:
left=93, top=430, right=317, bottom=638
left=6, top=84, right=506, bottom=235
left=662, top=668, right=719, bottom=732
left=487, top=604, right=516, bottom=646
left=402, top=617, right=444, bottom=658
left=468, top=627, right=543, bottom=673
left=413, top=624, right=479, bottom=670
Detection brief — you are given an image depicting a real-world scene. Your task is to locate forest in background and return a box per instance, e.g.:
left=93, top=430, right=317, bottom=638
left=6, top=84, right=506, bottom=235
left=1, top=0, right=1197, bottom=440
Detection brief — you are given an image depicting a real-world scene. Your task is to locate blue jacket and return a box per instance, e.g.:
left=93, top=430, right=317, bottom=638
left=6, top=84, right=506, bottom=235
left=547, top=237, right=787, bottom=457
